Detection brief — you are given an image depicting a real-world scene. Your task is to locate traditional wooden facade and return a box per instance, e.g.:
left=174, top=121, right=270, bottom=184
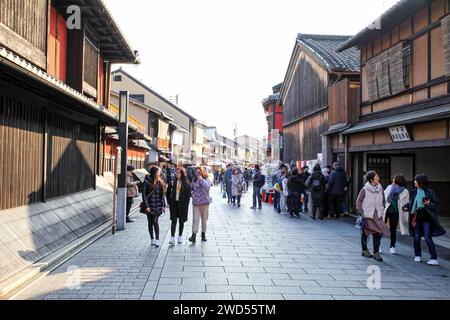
left=262, top=83, right=284, bottom=161
left=279, top=34, right=360, bottom=167
left=0, top=0, right=137, bottom=284
left=337, top=0, right=450, bottom=215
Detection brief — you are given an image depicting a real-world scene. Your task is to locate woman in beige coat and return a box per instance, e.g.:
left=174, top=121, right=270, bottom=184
left=126, top=165, right=140, bottom=223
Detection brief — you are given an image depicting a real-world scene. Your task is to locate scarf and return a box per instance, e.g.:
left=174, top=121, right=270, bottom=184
left=411, top=188, right=426, bottom=214
left=364, top=182, right=382, bottom=193
left=387, top=184, right=405, bottom=203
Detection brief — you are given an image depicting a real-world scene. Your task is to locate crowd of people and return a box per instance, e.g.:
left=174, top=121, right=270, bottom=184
left=126, top=163, right=212, bottom=248
left=125, top=160, right=447, bottom=267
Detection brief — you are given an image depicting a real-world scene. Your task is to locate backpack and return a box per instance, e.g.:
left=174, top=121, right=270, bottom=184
left=311, top=177, right=322, bottom=192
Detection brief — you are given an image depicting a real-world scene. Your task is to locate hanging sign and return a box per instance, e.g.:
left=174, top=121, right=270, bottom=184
left=389, top=126, right=411, bottom=142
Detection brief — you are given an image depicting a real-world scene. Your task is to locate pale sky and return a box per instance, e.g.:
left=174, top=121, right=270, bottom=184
left=104, top=0, right=399, bottom=140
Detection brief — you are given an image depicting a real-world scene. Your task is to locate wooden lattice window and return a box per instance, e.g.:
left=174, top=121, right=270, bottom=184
left=83, top=36, right=98, bottom=90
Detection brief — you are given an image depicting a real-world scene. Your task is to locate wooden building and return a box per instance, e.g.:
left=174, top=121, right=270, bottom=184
left=336, top=0, right=450, bottom=215
left=279, top=34, right=360, bottom=167
left=0, top=0, right=137, bottom=286
left=262, top=83, right=284, bottom=161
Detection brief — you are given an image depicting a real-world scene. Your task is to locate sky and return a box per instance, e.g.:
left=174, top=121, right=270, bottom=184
left=104, top=0, right=399, bottom=140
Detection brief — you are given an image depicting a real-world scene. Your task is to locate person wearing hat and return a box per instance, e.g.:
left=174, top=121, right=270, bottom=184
left=126, top=165, right=140, bottom=223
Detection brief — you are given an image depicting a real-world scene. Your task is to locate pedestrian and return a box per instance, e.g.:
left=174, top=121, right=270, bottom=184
left=126, top=165, right=140, bottom=223
left=214, top=168, right=219, bottom=186
left=279, top=168, right=289, bottom=213
left=299, top=166, right=311, bottom=213
left=231, top=168, right=244, bottom=207
left=383, top=174, right=410, bottom=254
left=287, top=167, right=303, bottom=218
left=250, top=164, right=265, bottom=210
left=167, top=167, right=191, bottom=245
left=404, top=174, right=446, bottom=265
left=219, top=170, right=225, bottom=194
left=356, top=171, right=389, bottom=262
left=305, top=164, right=327, bottom=220
left=244, top=168, right=251, bottom=192
left=187, top=166, right=195, bottom=183
left=326, top=162, right=349, bottom=219
left=321, top=166, right=331, bottom=218
left=143, top=166, right=166, bottom=247
left=225, top=164, right=233, bottom=204
left=189, top=167, right=212, bottom=243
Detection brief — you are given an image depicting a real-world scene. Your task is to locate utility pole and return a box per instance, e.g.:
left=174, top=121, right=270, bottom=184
left=116, top=91, right=129, bottom=231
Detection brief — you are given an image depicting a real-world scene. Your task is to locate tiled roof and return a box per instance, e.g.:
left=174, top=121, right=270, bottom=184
left=297, top=34, right=360, bottom=72
left=336, top=0, right=429, bottom=52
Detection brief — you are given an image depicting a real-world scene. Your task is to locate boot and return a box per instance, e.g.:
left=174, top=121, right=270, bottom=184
left=361, top=250, right=373, bottom=258
left=201, top=232, right=207, bottom=242
left=373, top=252, right=383, bottom=262
left=189, top=233, right=196, bottom=244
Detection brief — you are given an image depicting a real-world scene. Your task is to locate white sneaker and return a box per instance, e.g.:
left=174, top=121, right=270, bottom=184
left=389, top=247, right=396, bottom=255
left=177, top=236, right=183, bottom=244
left=379, top=248, right=382, bottom=254
left=414, top=256, right=421, bottom=262
left=151, top=239, right=156, bottom=246
left=155, top=240, right=160, bottom=248
left=427, top=259, right=439, bottom=266
left=169, top=237, right=176, bottom=245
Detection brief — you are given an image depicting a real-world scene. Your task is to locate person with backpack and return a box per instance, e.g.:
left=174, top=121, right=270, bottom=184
left=383, top=174, right=410, bottom=254
left=326, top=162, right=349, bottom=219
left=305, top=164, right=327, bottom=220
left=251, top=164, right=265, bottom=210
left=287, top=167, right=303, bottom=218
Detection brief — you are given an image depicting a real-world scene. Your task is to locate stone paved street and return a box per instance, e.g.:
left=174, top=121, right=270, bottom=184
left=11, top=186, right=450, bottom=300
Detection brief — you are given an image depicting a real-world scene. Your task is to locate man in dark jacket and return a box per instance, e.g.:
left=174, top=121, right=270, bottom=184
left=251, top=164, right=265, bottom=210
left=288, top=167, right=304, bottom=217
left=326, top=162, right=349, bottom=219
left=225, top=164, right=233, bottom=204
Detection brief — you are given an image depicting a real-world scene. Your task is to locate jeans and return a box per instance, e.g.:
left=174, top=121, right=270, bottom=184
left=274, top=191, right=281, bottom=212
left=146, top=213, right=160, bottom=240
left=328, top=194, right=345, bottom=218
left=361, top=232, right=382, bottom=254
left=414, top=222, right=438, bottom=260
left=311, top=206, right=323, bottom=219
left=253, top=187, right=262, bottom=208
left=385, top=208, right=399, bottom=248
left=300, top=190, right=309, bottom=212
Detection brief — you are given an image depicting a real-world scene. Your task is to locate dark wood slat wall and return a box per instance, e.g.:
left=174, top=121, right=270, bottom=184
left=283, top=52, right=329, bottom=125
left=328, top=79, right=361, bottom=125
left=0, top=0, right=47, bottom=51
left=46, top=113, right=96, bottom=199
left=0, top=90, right=98, bottom=210
left=284, top=111, right=328, bottom=163
left=0, top=94, right=44, bottom=210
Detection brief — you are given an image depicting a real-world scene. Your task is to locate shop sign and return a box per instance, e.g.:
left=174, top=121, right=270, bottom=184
left=389, top=126, right=411, bottom=142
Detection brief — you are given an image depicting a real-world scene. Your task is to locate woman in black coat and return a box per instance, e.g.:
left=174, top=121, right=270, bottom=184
left=143, top=166, right=166, bottom=248
left=404, top=174, right=446, bottom=266
left=287, top=168, right=303, bottom=218
left=167, top=167, right=191, bottom=245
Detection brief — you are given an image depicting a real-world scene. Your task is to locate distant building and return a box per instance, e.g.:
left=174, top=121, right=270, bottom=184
left=262, top=83, right=284, bottom=162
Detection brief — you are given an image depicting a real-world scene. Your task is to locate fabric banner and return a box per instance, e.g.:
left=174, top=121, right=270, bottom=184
left=158, top=120, right=169, bottom=140
left=172, top=131, right=184, bottom=146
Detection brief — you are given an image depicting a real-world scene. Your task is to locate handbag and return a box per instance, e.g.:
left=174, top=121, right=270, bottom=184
left=140, top=184, right=156, bottom=214
left=355, top=215, right=365, bottom=229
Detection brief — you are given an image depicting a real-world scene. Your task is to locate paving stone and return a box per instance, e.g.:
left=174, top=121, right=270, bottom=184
left=181, top=293, right=233, bottom=300
left=153, top=293, right=181, bottom=300
left=156, top=285, right=206, bottom=293
left=232, top=293, right=284, bottom=300
left=206, top=285, right=255, bottom=293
